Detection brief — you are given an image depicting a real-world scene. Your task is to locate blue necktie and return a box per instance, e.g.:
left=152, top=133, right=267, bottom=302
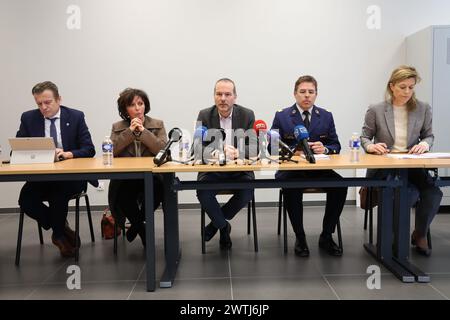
left=49, top=118, right=58, bottom=147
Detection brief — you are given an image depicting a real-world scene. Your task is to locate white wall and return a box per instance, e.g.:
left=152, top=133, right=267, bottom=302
left=1, top=0, right=450, bottom=207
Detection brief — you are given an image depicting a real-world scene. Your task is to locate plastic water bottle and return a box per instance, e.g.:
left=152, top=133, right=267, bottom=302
left=349, top=132, right=361, bottom=162
left=178, top=137, right=189, bottom=162
left=102, top=136, right=113, bottom=165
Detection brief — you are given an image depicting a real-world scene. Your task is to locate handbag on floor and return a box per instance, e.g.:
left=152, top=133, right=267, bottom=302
left=101, top=208, right=121, bottom=240
left=359, top=187, right=378, bottom=210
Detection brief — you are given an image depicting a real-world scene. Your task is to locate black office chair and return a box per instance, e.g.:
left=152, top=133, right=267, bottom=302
left=277, top=189, right=343, bottom=253
left=201, top=192, right=257, bottom=253
left=15, top=191, right=95, bottom=265
left=363, top=186, right=432, bottom=248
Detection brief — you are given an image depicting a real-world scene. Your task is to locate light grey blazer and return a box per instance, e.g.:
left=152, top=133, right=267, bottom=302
left=361, top=100, right=434, bottom=152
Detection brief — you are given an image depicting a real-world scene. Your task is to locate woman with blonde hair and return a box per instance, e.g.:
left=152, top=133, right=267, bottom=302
left=361, top=65, right=443, bottom=256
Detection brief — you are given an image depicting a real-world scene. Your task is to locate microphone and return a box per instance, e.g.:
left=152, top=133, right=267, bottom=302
left=294, top=125, right=315, bottom=164
left=267, top=130, right=294, bottom=158
left=253, top=119, right=268, bottom=136
left=153, top=127, right=183, bottom=166
left=188, top=125, right=207, bottom=161
left=253, top=120, right=271, bottom=163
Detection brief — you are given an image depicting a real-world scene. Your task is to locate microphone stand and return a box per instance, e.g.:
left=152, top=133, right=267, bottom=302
left=184, top=136, right=207, bottom=166
left=250, top=152, right=279, bottom=164
left=278, top=148, right=298, bottom=163
left=185, top=154, right=206, bottom=166
left=251, top=133, right=279, bottom=164
left=160, top=149, right=191, bottom=165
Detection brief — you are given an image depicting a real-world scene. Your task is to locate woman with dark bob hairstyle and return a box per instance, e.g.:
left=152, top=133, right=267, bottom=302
left=108, top=88, right=167, bottom=246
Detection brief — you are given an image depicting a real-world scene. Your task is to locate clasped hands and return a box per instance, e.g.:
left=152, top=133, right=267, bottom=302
left=129, top=117, right=145, bottom=133
left=210, top=145, right=240, bottom=162
left=224, top=145, right=239, bottom=160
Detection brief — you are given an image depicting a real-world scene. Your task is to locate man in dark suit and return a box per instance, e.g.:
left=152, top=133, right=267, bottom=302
left=271, top=75, right=347, bottom=257
left=196, top=78, right=256, bottom=250
left=16, top=81, right=96, bottom=258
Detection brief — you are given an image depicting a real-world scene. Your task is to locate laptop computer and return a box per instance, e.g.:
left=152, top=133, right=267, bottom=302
left=9, top=137, right=56, bottom=164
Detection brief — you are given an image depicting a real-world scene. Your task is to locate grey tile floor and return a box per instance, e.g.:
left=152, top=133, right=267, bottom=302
left=1, top=205, right=450, bottom=300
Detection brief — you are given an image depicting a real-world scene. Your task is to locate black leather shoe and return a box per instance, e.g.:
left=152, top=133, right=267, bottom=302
left=294, top=236, right=310, bottom=257
left=204, top=222, right=218, bottom=242
left=126, top=223, right=141, bottom=242
left=319, top=235, right=342, bottom=256
left=40, top=218, right=51, bottom=231
left=219, top=222, right=232, bottom=250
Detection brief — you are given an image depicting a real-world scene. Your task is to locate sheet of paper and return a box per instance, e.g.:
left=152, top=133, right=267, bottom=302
left=301, top=154, right=330, bottom=160
left=386, top=152, right=450, bottom=159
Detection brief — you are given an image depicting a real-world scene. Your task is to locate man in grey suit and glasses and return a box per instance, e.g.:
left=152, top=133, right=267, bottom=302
left=361, top=65, right=442, bottom=256
left=196, top=78, right=256, bottom=250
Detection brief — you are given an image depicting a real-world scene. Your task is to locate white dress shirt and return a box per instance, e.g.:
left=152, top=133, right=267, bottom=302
left=219, top=108, right=233, bottom=147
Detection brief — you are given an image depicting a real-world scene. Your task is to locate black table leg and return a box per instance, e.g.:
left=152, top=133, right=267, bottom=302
left=160, top=173, right=181, bottom=288
left=145, top=172, right=155, bottom=292
left=394, top=169, right=430, bottom=283
left=364, top=185, right=415, bottom=283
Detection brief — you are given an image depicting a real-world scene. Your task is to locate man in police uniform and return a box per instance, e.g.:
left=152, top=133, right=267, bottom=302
left=270, top=75, right=347, bottom=257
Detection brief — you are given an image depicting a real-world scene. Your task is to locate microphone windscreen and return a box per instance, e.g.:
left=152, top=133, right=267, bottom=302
left=194, top=126, right=207, bottom=139
left=267, top=130, right=280, bottom=143
left=294, top=125, right=309, bottom=141
left=253, top=120, right=268, bottom=136
left=168, top=127, right=183, bottom=141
